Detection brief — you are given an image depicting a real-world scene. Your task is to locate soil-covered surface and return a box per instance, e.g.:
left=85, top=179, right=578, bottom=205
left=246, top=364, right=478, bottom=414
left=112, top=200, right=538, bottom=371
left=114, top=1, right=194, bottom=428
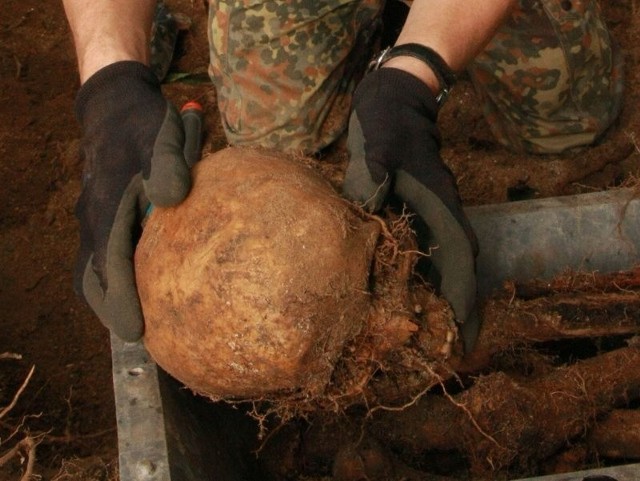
left=0, top=1, right=639, bottom=480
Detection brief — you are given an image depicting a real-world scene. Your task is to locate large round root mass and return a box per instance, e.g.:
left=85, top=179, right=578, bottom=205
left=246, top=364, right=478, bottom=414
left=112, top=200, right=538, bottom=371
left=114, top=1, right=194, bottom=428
left=135, top=147, right=381, bottom=399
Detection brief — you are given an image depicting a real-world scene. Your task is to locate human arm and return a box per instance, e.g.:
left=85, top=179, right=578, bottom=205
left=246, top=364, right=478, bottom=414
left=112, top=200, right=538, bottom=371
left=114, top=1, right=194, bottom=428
left=343, top=0, right=515, bottom=351
left=63, top=0, right=191, bottom=341
left=384, top=0, right=514, bottom=93
left=62, top=0, right=156, bottom=83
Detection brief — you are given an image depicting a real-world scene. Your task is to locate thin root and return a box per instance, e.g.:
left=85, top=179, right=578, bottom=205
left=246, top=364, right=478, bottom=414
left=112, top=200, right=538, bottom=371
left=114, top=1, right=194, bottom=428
left=0, top=366, right=35, bottom=420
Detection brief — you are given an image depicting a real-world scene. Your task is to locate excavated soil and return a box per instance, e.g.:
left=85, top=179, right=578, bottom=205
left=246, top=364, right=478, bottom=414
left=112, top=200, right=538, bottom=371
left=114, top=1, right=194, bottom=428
left=1, top=0, right=639, bottom=479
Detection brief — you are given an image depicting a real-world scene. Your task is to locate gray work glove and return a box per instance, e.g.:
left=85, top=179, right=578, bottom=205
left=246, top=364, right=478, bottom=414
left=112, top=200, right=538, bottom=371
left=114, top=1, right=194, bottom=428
left=74, top=61, right=191, bottom=341
left=343, top=67, right=480, bottom=351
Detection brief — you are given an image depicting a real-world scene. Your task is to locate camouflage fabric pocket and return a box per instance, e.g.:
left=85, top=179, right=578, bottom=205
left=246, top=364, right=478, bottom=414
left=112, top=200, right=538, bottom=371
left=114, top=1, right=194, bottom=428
left=467, top=0, right=623, bottom=154
left=208, top=0, right=382, bottom=153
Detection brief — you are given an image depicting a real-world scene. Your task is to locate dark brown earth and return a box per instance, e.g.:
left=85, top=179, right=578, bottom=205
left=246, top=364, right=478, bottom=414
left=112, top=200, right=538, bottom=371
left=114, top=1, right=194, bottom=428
left=0, top=1, right=638, bottom=479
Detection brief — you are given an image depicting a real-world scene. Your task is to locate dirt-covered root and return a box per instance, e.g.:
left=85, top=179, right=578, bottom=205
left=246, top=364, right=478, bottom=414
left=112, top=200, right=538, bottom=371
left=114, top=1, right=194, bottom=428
left=256, top=267, right=640, bottom=480
left=460, top=267, right=640, bottom=372
left=370, top=341, right=640, bottom=478
left=332, top=439, right=463, bottom=481
left=588, top=409, right=640, bottom=459
left=257, top=411, right=463, bottom=481
left=319, top=267, right=640, bottom=418
left=0, top=363, right=38, bottom=481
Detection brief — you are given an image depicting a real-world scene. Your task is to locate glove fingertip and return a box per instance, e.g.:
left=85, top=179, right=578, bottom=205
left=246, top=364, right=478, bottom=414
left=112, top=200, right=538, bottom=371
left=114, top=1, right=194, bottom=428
left=458, top=308, right=481, bottom=354
left=145, top=163, right=192, bottom=207
left=342, top=179, right=388, bottom=213
left=112, top=318, right=145, bottom=343
left=104, top=293, right=145, bottom=342
left=81, top=256, right=146, bottom=342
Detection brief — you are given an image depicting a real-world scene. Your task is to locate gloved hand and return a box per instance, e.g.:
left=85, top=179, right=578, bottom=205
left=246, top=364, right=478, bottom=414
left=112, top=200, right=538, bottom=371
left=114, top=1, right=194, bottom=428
left=74, top=61, right=191, bottom=342
left=343, top=67, right=480, bottom=350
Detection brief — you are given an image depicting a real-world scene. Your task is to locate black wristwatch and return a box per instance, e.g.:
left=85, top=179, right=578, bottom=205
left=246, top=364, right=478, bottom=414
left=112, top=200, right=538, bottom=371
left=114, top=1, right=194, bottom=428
left=368, top=43, right=457, bottom=107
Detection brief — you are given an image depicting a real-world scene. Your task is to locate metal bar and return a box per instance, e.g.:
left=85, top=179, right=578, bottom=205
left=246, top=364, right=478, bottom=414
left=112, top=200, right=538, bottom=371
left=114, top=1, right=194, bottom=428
left=467, top=188, right=640, bottom=298
left=111, top=334, right=171, bottom=481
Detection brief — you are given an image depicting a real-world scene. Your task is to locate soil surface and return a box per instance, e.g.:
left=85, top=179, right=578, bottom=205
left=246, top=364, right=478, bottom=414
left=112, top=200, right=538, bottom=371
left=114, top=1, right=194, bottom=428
left=0, top=1, right=638, bottom=480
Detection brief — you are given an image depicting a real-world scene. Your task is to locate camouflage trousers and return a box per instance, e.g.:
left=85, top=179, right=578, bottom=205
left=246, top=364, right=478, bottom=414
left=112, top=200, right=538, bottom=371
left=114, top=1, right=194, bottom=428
left=207, top=0, right=383, bottom=153
left=207, top=0, right=623, bottom=154
left=468, top=0, right=624, bottom=154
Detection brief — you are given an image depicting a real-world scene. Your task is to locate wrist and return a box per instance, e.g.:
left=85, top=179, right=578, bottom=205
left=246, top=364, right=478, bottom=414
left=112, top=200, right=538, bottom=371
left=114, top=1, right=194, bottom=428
left=381, top=56, right=441, bottom=99
left=79, top=48, right=150, bottom=84
left=75, top=61, right=159, bottom=123
left=355, top=68, right=441, bottom=126
left=62, top=0, right=156, bottom=84
left=368, top=43, right=456, bottom=107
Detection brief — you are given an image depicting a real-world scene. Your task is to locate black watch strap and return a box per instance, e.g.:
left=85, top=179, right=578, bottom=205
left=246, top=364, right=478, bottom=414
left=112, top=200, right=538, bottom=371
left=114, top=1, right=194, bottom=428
left=368, top=43, right=457, bottom=107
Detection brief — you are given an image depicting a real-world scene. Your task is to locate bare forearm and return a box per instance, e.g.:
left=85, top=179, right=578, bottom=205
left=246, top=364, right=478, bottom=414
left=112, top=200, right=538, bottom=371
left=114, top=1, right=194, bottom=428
left=385, top=0, right=516, bottom=95
left=62, top=0, right=156, bottom=83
